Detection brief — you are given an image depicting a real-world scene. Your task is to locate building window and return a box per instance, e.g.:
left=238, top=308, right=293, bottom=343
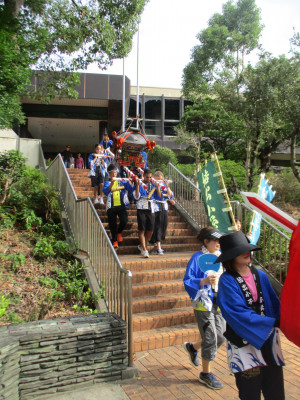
left=144, top=121, right=162, bottom=136
left=129, top=98, right=141, bottom=118
left=164, top=121, right=179, bottom=136
left=165, top=99, right=180, bottom=120
left=145, top=97, right=161, bottom=120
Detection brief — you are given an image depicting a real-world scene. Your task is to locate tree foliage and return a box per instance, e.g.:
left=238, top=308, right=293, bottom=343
left=182, top=0, right=263, bottom=99
left=0, top=0, right=148, bottom=127
left=147, top=145, right=178, bottom=177
left=0, top=150, right=26, bottom=204
left=175, top=97, right=245, bottom=163
left=182, top=0, right=300, bottom=186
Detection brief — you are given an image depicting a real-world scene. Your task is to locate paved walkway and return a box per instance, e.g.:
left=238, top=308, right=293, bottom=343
left=49, top=334, right=299, bottom=400
left=121, top=334, right=300, bottom=400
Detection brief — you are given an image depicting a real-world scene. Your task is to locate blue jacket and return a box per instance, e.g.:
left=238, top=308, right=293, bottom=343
left=217, top=269, right=280, bottom=349
left=103, top=180, right=133, bottom=210
left=183, top=250, right=215, bottom=307
left=100, top=139, right=113, bottom=149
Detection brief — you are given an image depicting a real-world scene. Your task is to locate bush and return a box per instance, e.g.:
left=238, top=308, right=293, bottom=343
left=218, top=159, right=247, bottom=201
left=176, top=163, right=196, bottom=179
left=0, top=150, right=26, bottom=204
left=148, top=145, right=178, bottom=176
left=269, top=168, right=300, bottom=207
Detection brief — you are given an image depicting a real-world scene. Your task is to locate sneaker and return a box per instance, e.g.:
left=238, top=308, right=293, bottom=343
left=117, top=233, right=123, bottom=243
left=141, top=249, right=149, bottom=258
left=138, top=244, right=143, bottom=253
left=156, top=248, right=164, bottom=255
left=112, top=241, right=118, bottom=249
left=199, top=372, right=223, bottom=390
left=98, top=196, right=104, bottom=205
left=94, top=197, right=99, bottom=205
left=183, top=342, right=199, bottom=367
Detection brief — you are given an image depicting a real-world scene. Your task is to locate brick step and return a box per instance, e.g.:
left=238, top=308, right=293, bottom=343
left=117, top=243, right=199, bottom=255
left=115, top=236, right=198, bottom=248
left=106, top=228, right=194, bottom=240
left=98, top=213, right=183, bottom=223
left=133, top=307, right=195, bottom=332
left=132, top=267, right=186, bottom=283
left=133, top=323, right=200, bottom=353
left=96, top=208, right=178, bottom=217
left=132, top=279, right=185, bottom=298
left=101, top=221, right=190, bottom=232
left=132, top=292, right=191, bottom=313
left=119, top=252, right=193, bottom=271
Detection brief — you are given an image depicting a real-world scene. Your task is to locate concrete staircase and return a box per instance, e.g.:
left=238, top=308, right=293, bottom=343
left=68, top=168, right=202, bottom=353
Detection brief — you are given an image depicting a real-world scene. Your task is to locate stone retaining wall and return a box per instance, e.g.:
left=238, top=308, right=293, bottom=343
left=0, top=313, right=129, bottom=400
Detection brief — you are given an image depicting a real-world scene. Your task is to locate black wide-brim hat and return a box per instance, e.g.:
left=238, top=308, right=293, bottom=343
left=214, top=231, right=261, bottom=264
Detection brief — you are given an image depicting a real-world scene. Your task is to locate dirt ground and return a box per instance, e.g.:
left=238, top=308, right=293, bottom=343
left=0, top=228, right=79, bottom=326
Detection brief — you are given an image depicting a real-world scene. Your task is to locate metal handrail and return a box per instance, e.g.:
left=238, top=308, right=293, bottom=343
left=168, top=163, right=290, bottom=286
left=41, top=153, right=134, bottom=366
left=168, top=162, right=209, bottom=228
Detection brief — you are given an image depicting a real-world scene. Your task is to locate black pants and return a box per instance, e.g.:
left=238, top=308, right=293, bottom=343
left=107, top=206, right=128, bottom=242
left=235, top=366, right=285, bottom=400
left=150, top=209, right=168, bottom=243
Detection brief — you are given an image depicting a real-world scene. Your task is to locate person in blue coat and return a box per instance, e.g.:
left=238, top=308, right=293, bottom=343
left=183, top=227, right=225, bottom=390
left=103, top=164, right=133, bottom=249
left=216, top=231, right=285, bottom=400
left=133, top=168, right=162, bottom=258
left=100, top=133, right=113, bottom=150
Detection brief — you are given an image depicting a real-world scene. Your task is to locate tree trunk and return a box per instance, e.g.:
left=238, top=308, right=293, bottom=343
left=4, top=0, right=24, bottom=17
left=290, top=126, right=300, bottom=183
left=245, top=137, right=252, bottom=189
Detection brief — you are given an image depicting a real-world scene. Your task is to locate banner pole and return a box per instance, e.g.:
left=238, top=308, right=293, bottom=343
left=248, top=173, right=263, bottom=237
left=211, top=152, right=236, bottom=230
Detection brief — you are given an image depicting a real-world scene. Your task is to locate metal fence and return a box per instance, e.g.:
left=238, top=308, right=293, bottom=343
left=231, top=201, right=290, bottom=285
left=168, top=163, right=290, bottom=286
left=42, top=153, right=134, bottom=366
left=168, top=163, right=209, bottom=228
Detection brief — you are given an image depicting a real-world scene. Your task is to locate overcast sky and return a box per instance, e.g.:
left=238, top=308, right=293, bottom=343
left=87, top=0, right=300, bottom=89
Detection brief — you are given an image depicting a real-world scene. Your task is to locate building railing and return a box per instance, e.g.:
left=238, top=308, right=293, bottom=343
left=168, top=163, right=290, bottom=286
left=41, top=153, right=134, bottom=366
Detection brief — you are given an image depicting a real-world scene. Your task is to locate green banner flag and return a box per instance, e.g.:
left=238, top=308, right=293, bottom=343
left=197, top=161, right=232, bottom=233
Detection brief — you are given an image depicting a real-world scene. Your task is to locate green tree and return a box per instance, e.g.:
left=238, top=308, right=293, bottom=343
left=284, top=32, right=300, bottom=183
left=182, top=0, right=263, bottom=99
left=175, top=97, right=245, bottom=166
left=182, top=0, right=263, bottom=188
left=0, top=0, right=148, bottom=128
left=147, top=145, right=177, bottom=176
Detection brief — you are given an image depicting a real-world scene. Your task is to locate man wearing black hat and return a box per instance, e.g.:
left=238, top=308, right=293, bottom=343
left=103, top=164, right=133, bottom=249
left=216, top=231, right=285, bottom=400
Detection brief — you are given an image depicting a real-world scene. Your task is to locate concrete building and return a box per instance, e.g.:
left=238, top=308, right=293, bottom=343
left=18, top=71, right=299, bottom=166
left=19, top=72, right=190, bottom=156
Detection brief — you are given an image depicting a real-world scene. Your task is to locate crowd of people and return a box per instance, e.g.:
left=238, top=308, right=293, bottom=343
left=61, top=145, right=84, bottom=169
left=61, top=136, right=287, bottom=399
left=79, top=135, right=175, bottom=257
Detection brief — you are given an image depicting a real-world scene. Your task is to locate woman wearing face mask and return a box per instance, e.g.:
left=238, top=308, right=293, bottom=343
left=183, top=226, right=225, bottom=390
left=216, top=231, right=285, bottom=400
